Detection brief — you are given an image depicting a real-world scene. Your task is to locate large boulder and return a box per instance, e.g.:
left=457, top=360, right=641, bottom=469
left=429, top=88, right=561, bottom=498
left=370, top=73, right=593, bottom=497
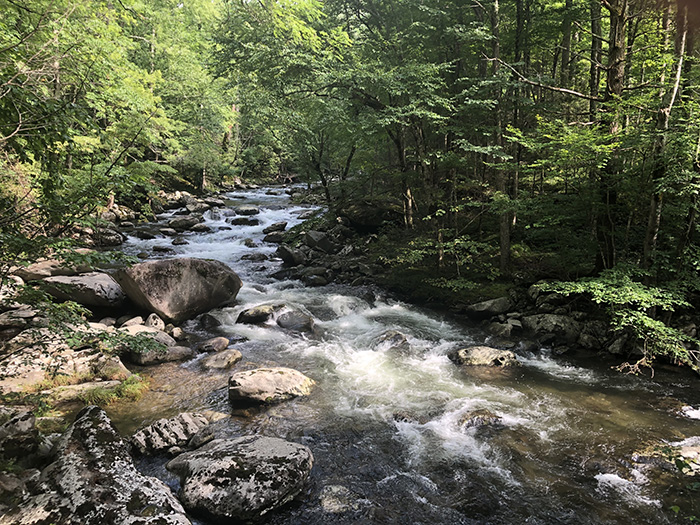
left=448, top=346, right=520, bottom=367
left=166, top=436, right=313, bottom=522
left=41, top=272, right=126, bottom=308
left=201, top=349, right=243, bottom=370
left=131, top=412, right=209, bottom=456
left=168, top=214, right=203, bottom=231
left=276, top=244, right=306, bottom=267
left=464, top=296, right=513, bottom=319
left=0, top=406, right=191, bottom=525
left=236, top=304, right=282, bottom=324
left=276, top=310, right=315, bottom=333
left=228, top=367, right=315, bottom=404
left=305, top=230, right=337, bottom=254
left=113, top=258, right=242, bottom=323
left=521, top=314, right=581, bottom=343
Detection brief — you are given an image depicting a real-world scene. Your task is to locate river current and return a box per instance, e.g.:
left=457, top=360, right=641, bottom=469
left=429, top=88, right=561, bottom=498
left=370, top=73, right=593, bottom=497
left=108, top=187, right=700, bottom=524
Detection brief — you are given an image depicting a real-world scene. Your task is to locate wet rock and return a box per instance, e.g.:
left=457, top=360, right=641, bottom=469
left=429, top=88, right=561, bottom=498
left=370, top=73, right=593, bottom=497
left=186, top=202, right=210, bottom=214
left=228, top=367, right=315, bottom=404
left=448, top=346, right=520, bottom=367
left=459, top=409, right=502, bottom=430
left=172, top=237, right=189, bottom=246
left=190, top=223, right=211, bottom=233
left=319, top=485, right=362, bottom=514
left=464, top=296, right=513, bottom=320
left=135, top=230, right=157, bottom=240
left=228, top=216, right=260, bottom=226
left=40, top=272, right=126, bottom=308
left=304, top=275, right=329, bottom=287
left=234, top=205, right=260, bottom=216
left=237, top=304, right=282, bottom=324
left=119, top=324, right=177, bottom=346
left=160, top=227, right=178, bottom=236
left=240, top=252, right=268, bottom=262
left=243, top=238, right=257, bottom=247
left=521, top=314, right=581, bottom=343
left=196, top=336, right=229, bottom=353
left=0, top=406, right=190, bottom=525
left=166, top=436, right=313, bottom=522
left=276, top=310, right=315, bottom=333
left=153, top=245, right=175, bottom=254
left=93, top=227, right=125, bottom=246
left=376, top=330, right=410, bottom=354
left=131, top=412, right=209, bottom=456
left=263, top=231, right=285, bottom=243
left=276, top=244, right=306, bottom=266
left=263, top=221, right=287, bottom=234
left=114, top=258, right=242, bottom=323
left=13, top=254, right=93, bottom=281
left=297, top=210, right=316, bottom=219
left=305, top=230, right=337, bottom=254
left=198, top=313, right=222, bottom=330
left=201, top=349, right=243, bottom=370
left=168, top=214, right=203, bottom=231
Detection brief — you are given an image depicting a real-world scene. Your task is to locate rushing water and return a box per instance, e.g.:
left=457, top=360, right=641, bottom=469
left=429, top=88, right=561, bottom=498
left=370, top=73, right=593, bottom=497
left=108, top=187, right=700, bottom=524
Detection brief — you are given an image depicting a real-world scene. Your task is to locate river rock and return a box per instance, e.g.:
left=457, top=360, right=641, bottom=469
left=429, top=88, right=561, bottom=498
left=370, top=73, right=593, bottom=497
left=228, top=367, right=315, bottom=404
left=228, top=216, right=260, bottom=226
left=376, top=330, right=411, bottom=354
left=448, top=346, right=520, bottom=367
left=276, top=244, right=306, bottom=266
left=128, top=344, right=194, bottom=365
left=263, top=221, right=287, bottom=234
left=131, top=412, right=209, bottom=455
left=459, top=409, right=503, bottom=430
left=13, top=254, right=93, bottom=281
left=113, top=258, right=242, bottom=323
left=465, top=296, right=513, bottom=319
left=198, top=313, right=222, bottom=330
left=0, top=406, right=191, bottom=525
left=234, top=205, right=260, bottom=216
left=186, top=202, right=210, bottom=214
left=93, top=227, right=125, bottom=246
left=119, top=324, right=177, bottom=346
left=305, top=230, right=337, bottom=254
left=237, top=304, right=282, bottom=324
left=168, top=214, right=203, bottom=231
left=201, top=349, right=243, bottom=370
left=521, top=314, right=581, bottom=343
left=40, top=272, right=126, bottom=308
left=166, top=436, right=313, bottom=522
left=263, top=231, right=285, bottom=243
left=0, top=411, right=40, bottom=462
left=145, top=312, right=166, bottom=331
left=196, top=336, right=230, bottom=353
left=276, top=310, right=315, bottom=333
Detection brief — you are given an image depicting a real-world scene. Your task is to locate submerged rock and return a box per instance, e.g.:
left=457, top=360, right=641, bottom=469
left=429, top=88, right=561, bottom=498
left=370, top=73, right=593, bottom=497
left=276, top=310, right=315, bottom=333
left=236, top=304, right=282, bottom=324
left=166, top=436, right=313, bottom=522
left=201, top=349, right=243, bottom=370
left=228, top=367, right=315, bottom=404
left=114, top=258, right=242, bottom=323
left=0, top=406, right=190, bottom=525
left=448, top=346, right=520, bottom=367
left=376, top=330, right=411, bottom=354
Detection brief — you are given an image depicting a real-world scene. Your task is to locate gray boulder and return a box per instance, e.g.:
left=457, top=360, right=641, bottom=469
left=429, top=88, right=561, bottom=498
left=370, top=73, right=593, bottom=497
left=521, top=314, right=581, bottom=343
left=263, top=221, right=287, bottom=234
left=263, top=232, right=285, bottom=243
left=0, top=406, right=191, bottom=525
left=234, top=205, right=260, bottom=216
left=168, top=215, right=203, bottom=231
left=465, top=296, right=513, bottom=319
left=376, top=330, right=411, bottom=354
left=305, top=230, right=337, bottom=254
left=276, top=244, right=306, bottom=266
left=236, top=304, right=282, bottom=324
left=166, top=436, right=313, bottom=522
left=229, top=367, right=315, bottom=404
left=201, top=349, right=243, bottom=370
left=114, top=258, right=242, bottom=323
left=195, top=336, right=230, bottom=353
left=448, top=346, right=520, bottom=367
left=128, top=345, right=194, bottom=365
left=131, top=412, right=209, bottom=455
left=41, top=272, right=126, bottom=308
left=276, top=310, right=315, bottom=333
left=228, top=217, right=259, bottom=226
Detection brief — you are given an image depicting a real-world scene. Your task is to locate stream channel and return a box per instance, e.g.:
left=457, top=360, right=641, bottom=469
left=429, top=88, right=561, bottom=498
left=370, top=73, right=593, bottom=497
left=107, top=187, right=700, bottom=524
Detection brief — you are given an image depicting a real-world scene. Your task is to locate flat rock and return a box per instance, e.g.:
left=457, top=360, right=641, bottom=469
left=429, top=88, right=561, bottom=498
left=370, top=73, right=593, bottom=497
left=196, top=336, right=230, bottom=353
left=131, top=412, right=209, bottom=455
left=166, top=436, right=313, bottom=522
left=465, top=296, right=513, bottom=319
left=228, top=367, right=315, bottom=404
left=201, top=349, right=243, bottom=370
left=41, top=272, right=126, bottom=308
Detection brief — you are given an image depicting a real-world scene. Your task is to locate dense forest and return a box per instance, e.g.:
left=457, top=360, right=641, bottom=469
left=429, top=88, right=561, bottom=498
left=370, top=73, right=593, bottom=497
left=2, top=0, right=700, bottom=373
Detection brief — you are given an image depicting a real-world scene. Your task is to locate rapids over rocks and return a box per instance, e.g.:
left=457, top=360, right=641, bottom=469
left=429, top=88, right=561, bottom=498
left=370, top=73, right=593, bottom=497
left=109, top=187, right=700, bottom=524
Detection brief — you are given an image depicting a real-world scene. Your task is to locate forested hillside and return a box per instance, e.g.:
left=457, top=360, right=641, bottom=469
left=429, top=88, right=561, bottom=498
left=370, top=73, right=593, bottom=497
left=2, top=0, right=700, bottom=371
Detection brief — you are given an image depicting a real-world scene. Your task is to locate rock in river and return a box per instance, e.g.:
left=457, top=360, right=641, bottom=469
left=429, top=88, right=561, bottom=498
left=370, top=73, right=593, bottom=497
left=40, top=271, right=126, bottom=308
left=448, top=345, right=520, bottom=367
left=114, top=257, right=242, bottom=323
left=228, top=367, right=315, bottom=404
left=166, top=436, right=313, bottom=522
left=0, top=405, right=190, bottom=525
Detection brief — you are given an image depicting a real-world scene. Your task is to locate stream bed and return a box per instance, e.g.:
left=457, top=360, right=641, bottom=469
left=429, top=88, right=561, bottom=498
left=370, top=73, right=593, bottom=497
left=107, top=187, right=700, bottom=524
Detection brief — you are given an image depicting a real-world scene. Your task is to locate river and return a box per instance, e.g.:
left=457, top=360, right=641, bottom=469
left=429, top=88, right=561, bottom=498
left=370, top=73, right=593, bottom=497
left=107, top=186, right=700, bottom=524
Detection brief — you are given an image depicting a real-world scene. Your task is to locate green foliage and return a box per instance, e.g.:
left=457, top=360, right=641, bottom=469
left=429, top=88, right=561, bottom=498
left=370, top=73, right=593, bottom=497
left=78, top=374, right=148, bottom=406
